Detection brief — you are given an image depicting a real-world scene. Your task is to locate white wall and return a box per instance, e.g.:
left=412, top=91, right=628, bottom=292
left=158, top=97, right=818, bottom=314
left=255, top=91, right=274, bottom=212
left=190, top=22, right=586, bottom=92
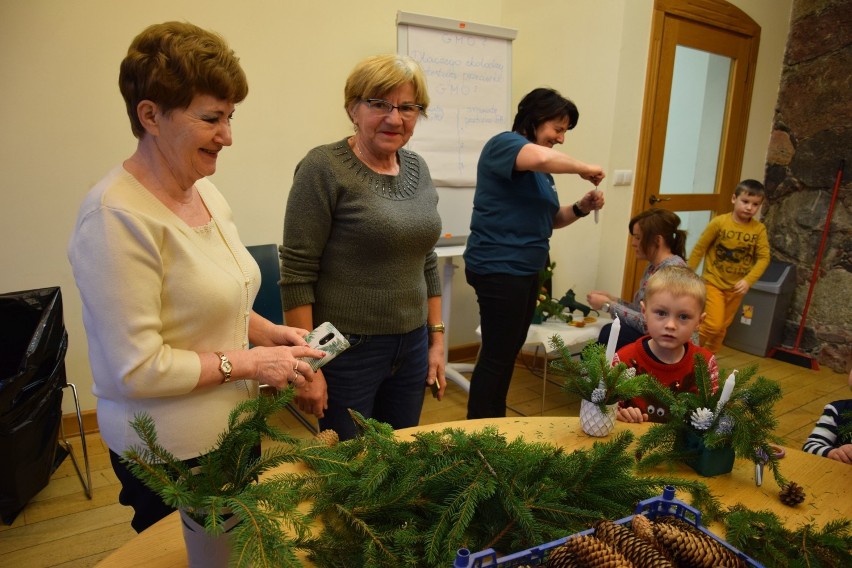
left=0, top=0, right=792, bottom=413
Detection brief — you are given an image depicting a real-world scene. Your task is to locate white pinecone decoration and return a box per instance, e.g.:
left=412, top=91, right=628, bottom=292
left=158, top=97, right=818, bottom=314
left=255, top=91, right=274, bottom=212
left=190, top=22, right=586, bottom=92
left=591, top=387, right=606, bottom=403
left=622, top=367, right=636, bottom=380
left=690, top=407, right=714, bottom=430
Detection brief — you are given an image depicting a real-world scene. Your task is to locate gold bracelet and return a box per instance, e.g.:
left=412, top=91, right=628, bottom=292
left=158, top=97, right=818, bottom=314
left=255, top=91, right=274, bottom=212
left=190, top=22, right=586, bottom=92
left=427, top=322, right=445, bottom=333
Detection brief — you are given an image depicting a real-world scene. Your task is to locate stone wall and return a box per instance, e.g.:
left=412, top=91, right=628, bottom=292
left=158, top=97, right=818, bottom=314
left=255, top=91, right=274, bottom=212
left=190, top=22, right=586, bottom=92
left=763, top=0, right=852, bottom=372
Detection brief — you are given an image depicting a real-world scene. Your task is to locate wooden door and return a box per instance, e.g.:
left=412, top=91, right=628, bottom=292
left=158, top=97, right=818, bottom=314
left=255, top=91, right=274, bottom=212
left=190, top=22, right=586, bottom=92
left=622, top=0, right=760, bottom=300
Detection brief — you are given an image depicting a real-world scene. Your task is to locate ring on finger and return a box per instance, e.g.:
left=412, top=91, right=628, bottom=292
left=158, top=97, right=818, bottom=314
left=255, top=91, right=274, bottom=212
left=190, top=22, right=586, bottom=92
left=293, top=361, right=300, bottom=373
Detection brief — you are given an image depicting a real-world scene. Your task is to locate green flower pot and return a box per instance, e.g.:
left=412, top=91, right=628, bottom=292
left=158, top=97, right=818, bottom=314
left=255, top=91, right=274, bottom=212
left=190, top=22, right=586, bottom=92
left=680, top=429, right=735, bottom=477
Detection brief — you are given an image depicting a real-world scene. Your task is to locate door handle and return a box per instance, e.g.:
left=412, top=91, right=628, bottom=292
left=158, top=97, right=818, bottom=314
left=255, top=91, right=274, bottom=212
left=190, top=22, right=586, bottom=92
left=648, top=195, right=672, bottom=205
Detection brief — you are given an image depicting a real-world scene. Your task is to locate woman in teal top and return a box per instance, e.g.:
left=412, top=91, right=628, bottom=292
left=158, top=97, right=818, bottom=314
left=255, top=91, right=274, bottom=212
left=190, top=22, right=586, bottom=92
left=463, top=88, right=605, bottom=419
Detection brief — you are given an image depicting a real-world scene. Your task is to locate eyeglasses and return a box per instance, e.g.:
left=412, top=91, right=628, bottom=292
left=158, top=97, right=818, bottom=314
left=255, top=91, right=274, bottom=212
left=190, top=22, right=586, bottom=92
left=362, top=98, right=424, bottom=119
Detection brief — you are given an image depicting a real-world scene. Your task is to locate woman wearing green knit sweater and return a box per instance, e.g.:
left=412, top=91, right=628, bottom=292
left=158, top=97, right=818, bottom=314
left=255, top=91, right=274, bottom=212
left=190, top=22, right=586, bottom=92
left=280, top=55, right=445, bottom=441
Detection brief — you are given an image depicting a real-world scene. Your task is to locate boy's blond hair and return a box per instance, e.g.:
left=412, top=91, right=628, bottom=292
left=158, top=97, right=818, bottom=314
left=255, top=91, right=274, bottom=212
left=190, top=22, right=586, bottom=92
left=644, top=265, right=706, bottom=310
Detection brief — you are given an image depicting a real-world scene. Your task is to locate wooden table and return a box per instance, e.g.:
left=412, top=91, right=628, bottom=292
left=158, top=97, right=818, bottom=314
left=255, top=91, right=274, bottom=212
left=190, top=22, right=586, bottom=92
left=95, top=417, right=851, bottom=567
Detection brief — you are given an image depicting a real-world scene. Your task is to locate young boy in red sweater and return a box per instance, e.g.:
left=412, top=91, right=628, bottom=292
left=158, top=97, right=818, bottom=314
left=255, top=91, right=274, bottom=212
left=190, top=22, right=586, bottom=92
left=613, top=266, right=719, bottom=423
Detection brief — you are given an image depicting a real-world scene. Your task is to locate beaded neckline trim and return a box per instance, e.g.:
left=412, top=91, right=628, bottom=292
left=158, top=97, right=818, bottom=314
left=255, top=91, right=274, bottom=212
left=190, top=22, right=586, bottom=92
left=333, top=141, right=421, bottom=200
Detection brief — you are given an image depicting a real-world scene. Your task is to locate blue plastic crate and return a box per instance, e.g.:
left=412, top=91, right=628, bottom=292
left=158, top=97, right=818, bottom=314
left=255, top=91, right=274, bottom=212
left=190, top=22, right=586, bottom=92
left=453, top=486, right=763, bottom=567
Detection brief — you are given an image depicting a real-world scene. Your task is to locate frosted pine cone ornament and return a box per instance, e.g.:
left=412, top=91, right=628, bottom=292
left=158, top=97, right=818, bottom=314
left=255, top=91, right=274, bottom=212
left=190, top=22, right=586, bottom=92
left=689, top=408, right=714, bottom=431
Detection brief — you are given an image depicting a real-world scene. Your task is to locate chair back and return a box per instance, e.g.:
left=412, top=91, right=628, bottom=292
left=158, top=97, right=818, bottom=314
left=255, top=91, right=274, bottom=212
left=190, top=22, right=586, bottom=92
left=246, top=244, right=284, bottom=325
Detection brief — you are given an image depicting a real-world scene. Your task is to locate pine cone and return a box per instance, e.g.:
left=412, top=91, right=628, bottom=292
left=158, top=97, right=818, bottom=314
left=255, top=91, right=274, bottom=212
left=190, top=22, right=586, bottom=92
left=653, top=522, right=746, bottom=568
left=546, top=542, right=580, bottom=568
left=314, top=429, right=339, bottom=447
left=594, top=520, right=672, bottom=566
left=779, top=482, right=806, bottom=506
left=631, top=514, right=655, bottom=545
left=654, top=516, right=704, bottom=537
left=547, top=535, right=633, bottom=567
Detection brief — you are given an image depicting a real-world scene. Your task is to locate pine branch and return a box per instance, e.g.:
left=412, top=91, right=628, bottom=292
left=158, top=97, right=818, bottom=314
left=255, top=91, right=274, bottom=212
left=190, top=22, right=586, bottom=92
left=551, top=340, right=656, bottom=412
left=298, top=415, right=717, bottom=567
left=120, top=389, right=311, bottom=568
left=633, top=356, right=789, bottom=487
left=724, top=505, right=852, bottom=567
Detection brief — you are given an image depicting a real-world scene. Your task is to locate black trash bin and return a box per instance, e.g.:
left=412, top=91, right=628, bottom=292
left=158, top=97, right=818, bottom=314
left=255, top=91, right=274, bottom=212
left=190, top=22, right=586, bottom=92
left=723, top=260, right=796, bottom=357
left=0, top=287, right=68, bottom=525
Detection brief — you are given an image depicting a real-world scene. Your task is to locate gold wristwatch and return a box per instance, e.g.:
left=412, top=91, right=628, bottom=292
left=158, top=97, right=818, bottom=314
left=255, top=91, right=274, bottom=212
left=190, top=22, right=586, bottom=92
left=427, top=322, right=445, bottom=333
left=215, top=351, right=233, bottom=383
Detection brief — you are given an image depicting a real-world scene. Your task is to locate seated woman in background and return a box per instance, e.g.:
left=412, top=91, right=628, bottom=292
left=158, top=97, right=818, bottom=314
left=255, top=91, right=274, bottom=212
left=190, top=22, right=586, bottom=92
left=586, top=208, right=687, bottom=351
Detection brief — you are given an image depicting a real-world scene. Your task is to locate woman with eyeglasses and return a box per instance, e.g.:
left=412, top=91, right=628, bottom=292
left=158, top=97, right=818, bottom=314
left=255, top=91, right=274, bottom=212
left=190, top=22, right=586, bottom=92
left=279, top=54, right=445, bottom=441
left=463, top=87, right=605, bottom=419
left=586, top=208, right=688, bottom=352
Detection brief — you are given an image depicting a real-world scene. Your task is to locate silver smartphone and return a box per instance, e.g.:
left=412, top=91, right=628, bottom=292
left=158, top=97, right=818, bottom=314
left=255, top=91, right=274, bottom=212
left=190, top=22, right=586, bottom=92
left=300, top=321, right=350, bottom=372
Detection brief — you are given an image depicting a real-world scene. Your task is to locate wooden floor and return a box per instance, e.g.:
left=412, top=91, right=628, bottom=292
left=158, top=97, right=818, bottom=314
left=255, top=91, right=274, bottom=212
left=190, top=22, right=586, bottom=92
left=1, top=346, right=848, bottom=567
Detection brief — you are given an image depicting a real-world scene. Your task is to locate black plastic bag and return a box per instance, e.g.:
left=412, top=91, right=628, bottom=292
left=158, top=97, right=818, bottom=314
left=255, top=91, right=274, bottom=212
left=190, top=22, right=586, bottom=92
left=0, top=287, right=67, bottom=525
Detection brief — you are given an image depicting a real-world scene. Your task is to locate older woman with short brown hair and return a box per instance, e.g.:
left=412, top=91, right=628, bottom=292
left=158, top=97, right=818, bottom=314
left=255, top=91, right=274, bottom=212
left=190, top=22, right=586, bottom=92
left=68, top=21, right=324, bottom=532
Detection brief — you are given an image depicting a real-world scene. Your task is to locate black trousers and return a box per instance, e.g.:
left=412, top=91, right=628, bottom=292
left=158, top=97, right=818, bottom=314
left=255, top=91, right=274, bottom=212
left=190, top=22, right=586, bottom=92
left=466, top=269, right=540, bottom=419
left=597, top=321, right=645, bottom=352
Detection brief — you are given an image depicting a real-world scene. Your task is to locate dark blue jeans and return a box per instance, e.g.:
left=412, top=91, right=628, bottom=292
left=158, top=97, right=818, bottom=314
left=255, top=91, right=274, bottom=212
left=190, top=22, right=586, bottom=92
left=319, top=326, right=429, bottom=441
left=465, top=269, right=540, bottom=419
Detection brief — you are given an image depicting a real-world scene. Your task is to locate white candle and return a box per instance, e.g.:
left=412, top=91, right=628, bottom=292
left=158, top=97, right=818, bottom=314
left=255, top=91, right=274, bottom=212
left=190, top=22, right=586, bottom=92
left=605, top=314, right=620, bottom=364
left=594, top=188, right=602, bottom=224
left=716, top=370, right=737, bottom=411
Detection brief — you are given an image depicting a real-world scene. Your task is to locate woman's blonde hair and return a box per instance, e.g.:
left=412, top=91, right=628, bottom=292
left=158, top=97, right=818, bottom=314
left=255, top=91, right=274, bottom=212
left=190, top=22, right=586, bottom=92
left=343, top=55, right=429, bottom=121
left=644, top=266, right=706, bottom=310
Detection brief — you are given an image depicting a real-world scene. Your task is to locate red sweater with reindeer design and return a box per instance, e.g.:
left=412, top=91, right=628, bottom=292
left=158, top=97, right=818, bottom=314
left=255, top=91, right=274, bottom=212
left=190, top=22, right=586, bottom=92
left=612, top=337, right=719, bottom=423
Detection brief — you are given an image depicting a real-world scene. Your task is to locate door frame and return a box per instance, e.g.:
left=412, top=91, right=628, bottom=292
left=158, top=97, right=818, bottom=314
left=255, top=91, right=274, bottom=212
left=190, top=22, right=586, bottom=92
left=622, top=0, right=761, bottom=300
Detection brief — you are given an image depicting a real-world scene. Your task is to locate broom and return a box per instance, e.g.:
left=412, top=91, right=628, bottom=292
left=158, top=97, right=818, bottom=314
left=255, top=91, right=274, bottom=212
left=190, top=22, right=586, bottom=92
left=768, top=159, right=845, bottom=370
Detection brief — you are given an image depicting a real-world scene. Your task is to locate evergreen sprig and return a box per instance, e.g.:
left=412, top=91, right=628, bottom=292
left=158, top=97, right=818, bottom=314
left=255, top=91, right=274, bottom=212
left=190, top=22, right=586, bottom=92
left=294, top=411, right=716, bottom=568
left=724, top=505, right=852, bottom=567
left=121, top=389, right=311, bottom=568
left=838, top=410, right=852, bottom=445
left=634, top=356, right=788, bottom=486
left=549, top=339, right=656, bottom=413
left=534, top=262, right=572, bottom=323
